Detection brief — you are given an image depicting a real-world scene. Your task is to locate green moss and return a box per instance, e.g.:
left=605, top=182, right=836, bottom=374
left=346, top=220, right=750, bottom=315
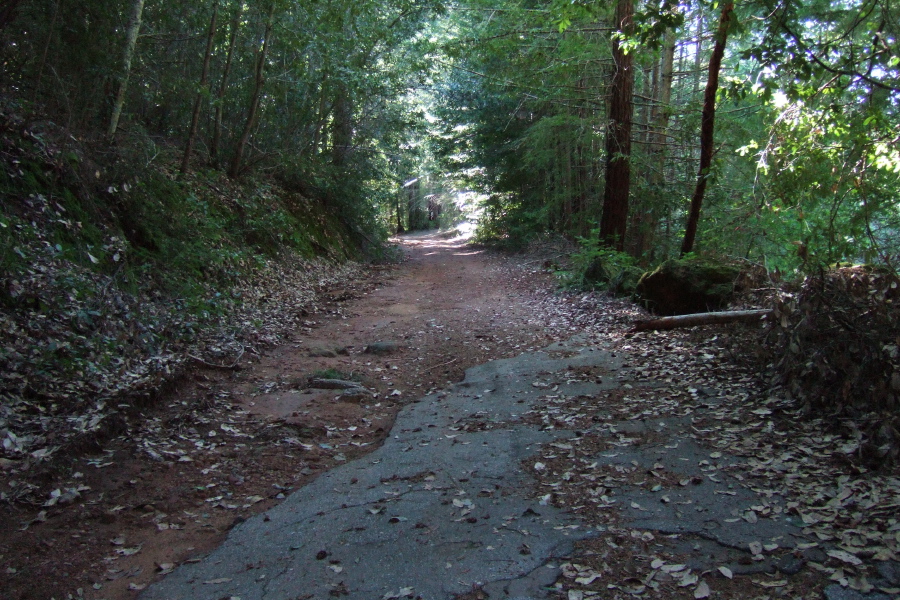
left=635, top=257, right=742, bottom=315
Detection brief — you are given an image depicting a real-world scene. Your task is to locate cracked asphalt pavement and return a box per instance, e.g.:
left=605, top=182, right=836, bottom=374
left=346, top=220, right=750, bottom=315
left=141, top=332, right=898, bottom=600
left=141, top=338, right=616, bottom=600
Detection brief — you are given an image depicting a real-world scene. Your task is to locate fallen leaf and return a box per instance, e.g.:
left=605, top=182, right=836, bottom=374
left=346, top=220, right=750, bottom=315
left=382, top=587, right=414, bottom=599
left=756, top=579, right=788, bottom=588
left=827, top=549, right=863, bottom=566
left=661, top=564, right=687, bottom=573
left=575, top=572, right=602, bottom=585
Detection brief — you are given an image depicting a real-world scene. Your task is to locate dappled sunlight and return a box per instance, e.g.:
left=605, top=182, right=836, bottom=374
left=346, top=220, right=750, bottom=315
left=390, top=222, right=482, bottom=256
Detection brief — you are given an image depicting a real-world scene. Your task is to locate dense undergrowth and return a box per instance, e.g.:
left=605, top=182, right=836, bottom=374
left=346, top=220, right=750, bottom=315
left=0, top=104, right=374, bottom=477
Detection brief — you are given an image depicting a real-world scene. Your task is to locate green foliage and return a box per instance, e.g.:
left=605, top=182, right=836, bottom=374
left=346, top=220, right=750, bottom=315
left=473, top=195, right=551, bottom=250
left=0, top=0, right=445, bottom=248
left=431, top=0, right=900, bottom=277
left=562, top=231, right=643, bottom=295
left=4, top=0, right=900, bottom=279
left=0, top=116, right=353, bottom=307
left=0, top=113, right=369, bottom=407
left=434, top=17, right=606, bottom=241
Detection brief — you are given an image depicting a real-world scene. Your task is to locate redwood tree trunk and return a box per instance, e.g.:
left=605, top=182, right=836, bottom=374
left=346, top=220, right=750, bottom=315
left=228, top=5, right=274, bottom=179
left=681, top=1, right=735, bottom=256
left=181, top=0, right=218, bottom=173
left=599, top=0, right=635, bottom=251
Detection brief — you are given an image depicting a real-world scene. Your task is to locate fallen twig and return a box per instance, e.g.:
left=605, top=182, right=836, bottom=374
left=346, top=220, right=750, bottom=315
left=424, top=358, right=458, bottom=372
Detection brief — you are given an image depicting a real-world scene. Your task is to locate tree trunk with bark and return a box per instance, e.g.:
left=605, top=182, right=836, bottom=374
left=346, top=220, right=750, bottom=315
left=312, top=77, right=329, bottom=156
left=181, top=0, right=218, bottom=174
left=599, top=0, right=635, bottom=251
left=632, top=31, right=676, bottom=259
left=680, top=1, right=735, bottom=256
left=108, top=0, right=145, bottom=137
left=228, top=5, right=274, bottom=179
left=210, top=5, right=242, bottom=167
left=331, top=82, right=353, bottom=169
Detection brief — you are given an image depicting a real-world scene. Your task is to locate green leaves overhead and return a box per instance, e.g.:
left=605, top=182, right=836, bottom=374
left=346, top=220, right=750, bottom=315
left=2, top=0, right=898, bottom=269
left=431, top=0, right=899, bottom=271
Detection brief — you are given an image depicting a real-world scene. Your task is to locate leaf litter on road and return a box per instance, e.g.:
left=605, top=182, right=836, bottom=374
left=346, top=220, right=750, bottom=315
left=3, top=235, right=899, bottom=600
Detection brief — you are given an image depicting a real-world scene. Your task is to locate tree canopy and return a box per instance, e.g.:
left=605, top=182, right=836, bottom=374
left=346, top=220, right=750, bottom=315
left=1, top=0, right=897, bottom=271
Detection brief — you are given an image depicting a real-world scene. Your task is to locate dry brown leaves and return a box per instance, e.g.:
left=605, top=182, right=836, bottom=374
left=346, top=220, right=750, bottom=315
left=512, top=282, right=900, bottom=599
left=0, top=234, right=369, bottom=497
left=768, top=266, right=900, bottom=466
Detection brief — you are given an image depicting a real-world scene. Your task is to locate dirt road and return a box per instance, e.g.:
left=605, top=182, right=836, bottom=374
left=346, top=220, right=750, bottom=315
left=0, top=230, right=576, bottom=600
left=3, top=231, right=898, bottom=600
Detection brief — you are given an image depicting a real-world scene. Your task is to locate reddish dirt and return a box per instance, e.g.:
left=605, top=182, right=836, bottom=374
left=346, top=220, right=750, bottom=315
left=0, top=231, right=574, bottom=600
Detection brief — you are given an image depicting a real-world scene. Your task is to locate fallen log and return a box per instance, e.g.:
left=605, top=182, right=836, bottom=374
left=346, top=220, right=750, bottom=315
left=632, top=309, right=772, bottom=332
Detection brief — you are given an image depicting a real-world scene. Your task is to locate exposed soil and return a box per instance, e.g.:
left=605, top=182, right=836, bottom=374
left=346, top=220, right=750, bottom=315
left=4, top=231, right=897, bottom=600
left=0, top=230, right=576, bottom=600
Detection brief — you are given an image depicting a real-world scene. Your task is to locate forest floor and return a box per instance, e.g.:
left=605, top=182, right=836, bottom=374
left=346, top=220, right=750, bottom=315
left=2, top=230, right=898, bottom=600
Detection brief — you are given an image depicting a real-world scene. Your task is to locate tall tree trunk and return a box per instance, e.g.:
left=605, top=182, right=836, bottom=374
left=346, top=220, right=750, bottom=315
left=599, top=0, right=635, bottom=251
left=228, top=4, right=274, bottom=179
left=573, top=77, right=588, bottom=234
left=633, top=31, right=676, bottom=259
left=211, top=5, right=242, bottom=167
left=181, top=0, right=218, bottom=174
left=312, top=79, right=329, bottom=156
left=331, top=82, right=353, bottom=168
left=658, top=33, right=676, bottom=120
left=680, top=1, right=735, bottom=256
left=693, top=10, right=704, bottom=97
left=564, top=134, right=573, bottom=227
left=395, top=193, right=404, bottom=234
left=108, top=0, right=145, bottom=137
